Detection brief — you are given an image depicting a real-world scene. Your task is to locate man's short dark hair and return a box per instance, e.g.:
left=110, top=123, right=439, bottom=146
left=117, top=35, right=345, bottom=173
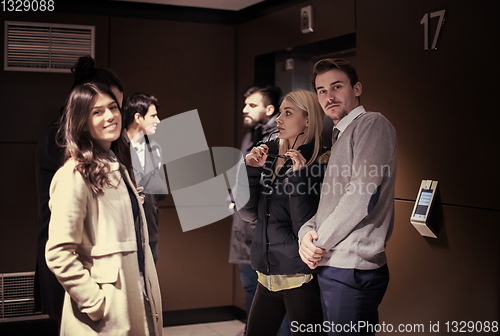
left=123, top=93, right=160, bottom=128
left=311, top=58, right=359, bottom=91
left=244, top=85, right=282, bottom=115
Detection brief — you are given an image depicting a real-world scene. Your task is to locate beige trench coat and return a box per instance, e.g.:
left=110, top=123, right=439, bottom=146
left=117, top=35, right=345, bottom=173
left=46, top=159, right=162, bottom=335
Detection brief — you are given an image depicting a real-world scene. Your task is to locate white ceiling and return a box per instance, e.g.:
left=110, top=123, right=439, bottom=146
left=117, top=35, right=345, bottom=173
left=114, top=0, right=266, bottom=11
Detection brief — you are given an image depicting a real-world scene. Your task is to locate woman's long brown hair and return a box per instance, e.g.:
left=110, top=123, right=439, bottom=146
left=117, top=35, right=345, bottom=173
left=58, top=83, right=134, bottom=194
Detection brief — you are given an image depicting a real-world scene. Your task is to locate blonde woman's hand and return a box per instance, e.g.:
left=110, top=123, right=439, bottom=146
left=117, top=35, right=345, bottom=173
left=285, top=149, right=306, bottom=171
left=245, top=144, right=269, bottom=167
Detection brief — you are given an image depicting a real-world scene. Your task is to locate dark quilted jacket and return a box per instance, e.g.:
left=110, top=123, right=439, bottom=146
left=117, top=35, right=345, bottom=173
left=237, top=139, right=327, bottom=275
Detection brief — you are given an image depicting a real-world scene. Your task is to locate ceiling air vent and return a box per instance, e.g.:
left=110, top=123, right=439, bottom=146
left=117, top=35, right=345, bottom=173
left=4, top=21, right=95, bottom=73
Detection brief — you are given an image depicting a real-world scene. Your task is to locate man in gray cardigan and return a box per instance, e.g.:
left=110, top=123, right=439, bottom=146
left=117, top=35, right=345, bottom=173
left=298, top=59, right=397, bottom=335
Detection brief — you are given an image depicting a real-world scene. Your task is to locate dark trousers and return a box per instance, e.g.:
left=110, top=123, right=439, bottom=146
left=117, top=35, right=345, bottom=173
left=246, top=275, right=324, bottom=336
left=239, top=263, right=258, bottom=319
left=240, top=264, right=291, bottom=336
left=317, top=265, right=389, bottom=336
left=149, top=240, right=158, bottom=263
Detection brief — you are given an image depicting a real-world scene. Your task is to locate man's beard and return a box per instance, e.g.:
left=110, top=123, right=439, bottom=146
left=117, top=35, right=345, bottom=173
left=243, top=116, right=257, bottom=129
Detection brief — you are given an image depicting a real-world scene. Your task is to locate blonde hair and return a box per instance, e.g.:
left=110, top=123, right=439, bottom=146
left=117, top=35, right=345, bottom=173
left=274, top=90, right=324, bottom=175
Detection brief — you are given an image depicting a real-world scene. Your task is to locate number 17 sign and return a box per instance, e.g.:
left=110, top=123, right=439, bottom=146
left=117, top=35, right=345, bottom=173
left=420, top=9, right=446, bottom=50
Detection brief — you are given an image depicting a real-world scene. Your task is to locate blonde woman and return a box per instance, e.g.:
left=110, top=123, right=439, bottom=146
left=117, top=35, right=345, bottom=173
left=238, top=90, right=328, bottom=335
left=46, top=83, right=162, bottom=335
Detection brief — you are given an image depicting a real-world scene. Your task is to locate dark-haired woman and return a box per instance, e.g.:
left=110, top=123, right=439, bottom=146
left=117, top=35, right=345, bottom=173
left=238, top=90, right=328, bottom=335
left=45, top=83, right=162, bottom=335
left=35, top=56, right=124, bottom=319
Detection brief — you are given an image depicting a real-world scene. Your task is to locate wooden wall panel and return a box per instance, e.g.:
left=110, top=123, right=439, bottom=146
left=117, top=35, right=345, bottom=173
left=157, top=208, right=234, bottom=311
left=110, top=17, right=238, bottom=311
left=0, top=12, right=110, bottom=143
left=109, top=17, right=236, bottom=148
left=357, top=0, right=500, bottom=209
left=381, top=201, right=500, bottom=332
left=0, top=144, right=38, bottom=272
left=355, top=0, right=500, bottom=329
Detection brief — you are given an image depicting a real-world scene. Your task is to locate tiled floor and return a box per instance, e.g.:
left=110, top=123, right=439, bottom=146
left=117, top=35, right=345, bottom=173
left=163, top=320, right=245, bottom=336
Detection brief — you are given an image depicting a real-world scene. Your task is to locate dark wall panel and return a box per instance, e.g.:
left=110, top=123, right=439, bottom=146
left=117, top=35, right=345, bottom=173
left=109, top=17, right=236, bottom=148
left=0, top=12, right=110, bottom=143
left=0, top=144, right=38, bottom=272
left=355, top=0, right=500, bottom=330
left=382, top=201, right=500, bottom=332
left=357, top=0, right=500, bottom=209
left=109, top=17, right=237, bottom=311
left=157, top=208, right=234, bottom=311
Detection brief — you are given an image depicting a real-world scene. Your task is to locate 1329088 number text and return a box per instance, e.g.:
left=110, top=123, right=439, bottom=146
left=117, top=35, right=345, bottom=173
left=446, top=321, right=498, bottom=333
left=2, top=0, right=55, bottom=12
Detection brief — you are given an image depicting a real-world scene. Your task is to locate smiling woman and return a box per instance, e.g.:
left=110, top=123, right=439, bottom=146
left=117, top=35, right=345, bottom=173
left=60, top=83, right=131, bottom=193
left=86, top=93, right=122, bottom=152
left=45, top=83, right=163, bottom=335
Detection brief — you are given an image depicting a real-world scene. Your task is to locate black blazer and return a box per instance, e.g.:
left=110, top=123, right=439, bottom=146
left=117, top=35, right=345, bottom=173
left=34, top=119, right=65, bottom=317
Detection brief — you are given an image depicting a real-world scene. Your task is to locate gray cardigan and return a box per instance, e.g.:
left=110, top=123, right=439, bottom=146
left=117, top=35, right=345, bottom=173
left=298, top=110, right=397, bottom=270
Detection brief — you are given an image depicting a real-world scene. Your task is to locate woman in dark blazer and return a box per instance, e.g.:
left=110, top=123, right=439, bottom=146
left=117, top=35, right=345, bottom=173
left=237, top=90, right=329, bottom=335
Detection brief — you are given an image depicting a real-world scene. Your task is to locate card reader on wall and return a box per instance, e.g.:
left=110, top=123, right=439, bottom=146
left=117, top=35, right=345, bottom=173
left=410, top=180, right=438, bottom=238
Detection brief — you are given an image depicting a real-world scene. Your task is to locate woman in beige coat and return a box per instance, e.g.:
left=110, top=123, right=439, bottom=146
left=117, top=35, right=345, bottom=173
left=46, top=83, right=162, bottom=335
